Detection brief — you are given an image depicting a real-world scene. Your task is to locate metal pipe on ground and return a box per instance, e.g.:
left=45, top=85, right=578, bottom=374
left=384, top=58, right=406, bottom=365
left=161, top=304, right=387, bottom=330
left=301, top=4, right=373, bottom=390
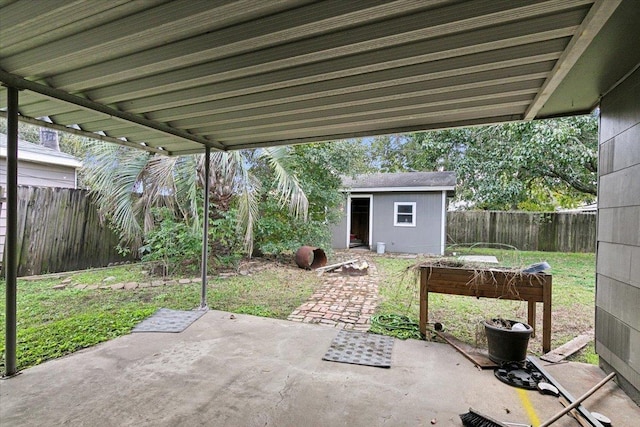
left=538, top=372, right=616, bottom=427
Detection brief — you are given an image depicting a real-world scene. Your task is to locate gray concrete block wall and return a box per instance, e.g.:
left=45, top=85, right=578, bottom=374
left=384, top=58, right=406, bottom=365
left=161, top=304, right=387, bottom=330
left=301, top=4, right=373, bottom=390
left=597, top=66, right=640, bottom=401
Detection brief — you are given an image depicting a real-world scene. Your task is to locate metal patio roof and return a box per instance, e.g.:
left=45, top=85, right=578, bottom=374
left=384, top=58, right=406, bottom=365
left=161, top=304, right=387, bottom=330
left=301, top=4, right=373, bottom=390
left=1, top=0, right=639, bottom=156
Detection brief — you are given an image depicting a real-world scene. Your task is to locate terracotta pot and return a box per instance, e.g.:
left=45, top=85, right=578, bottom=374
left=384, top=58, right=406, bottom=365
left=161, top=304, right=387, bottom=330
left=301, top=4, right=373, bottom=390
left=294, top=246, right=327, bottom=269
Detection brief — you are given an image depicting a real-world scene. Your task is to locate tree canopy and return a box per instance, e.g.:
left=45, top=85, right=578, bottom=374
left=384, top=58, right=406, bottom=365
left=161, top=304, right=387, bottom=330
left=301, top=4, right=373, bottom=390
left=81, top=141, right=310, bottom=254
left=2, top=113, right=599, bottom=268
left=252, top=140, right=369, bottom=255
left=2, top=114, right=598, bottom=213
left=365, top=115, right=598, bottom=210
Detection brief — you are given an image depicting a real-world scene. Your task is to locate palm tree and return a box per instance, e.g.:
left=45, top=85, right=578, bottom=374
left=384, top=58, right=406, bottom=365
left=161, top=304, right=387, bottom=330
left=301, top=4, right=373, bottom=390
left=81, top=141, right=308, bottom=255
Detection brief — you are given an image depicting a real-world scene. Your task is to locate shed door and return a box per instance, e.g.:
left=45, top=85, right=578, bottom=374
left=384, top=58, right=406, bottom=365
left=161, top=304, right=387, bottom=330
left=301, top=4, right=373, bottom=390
left=349, top=197, right=371, bottom=248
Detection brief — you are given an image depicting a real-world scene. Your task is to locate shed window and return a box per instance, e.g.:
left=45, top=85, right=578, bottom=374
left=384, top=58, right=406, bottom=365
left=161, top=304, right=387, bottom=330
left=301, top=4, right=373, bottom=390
left=394, top=202, right=416, bottom=227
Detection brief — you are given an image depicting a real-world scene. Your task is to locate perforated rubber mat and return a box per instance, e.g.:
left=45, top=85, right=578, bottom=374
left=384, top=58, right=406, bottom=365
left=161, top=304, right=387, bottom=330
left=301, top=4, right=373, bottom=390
left=323, top=330, right=394, bottom=368
left=132, top=308, right=206, bottom=333
left=494, top=360, right=545, bottom=389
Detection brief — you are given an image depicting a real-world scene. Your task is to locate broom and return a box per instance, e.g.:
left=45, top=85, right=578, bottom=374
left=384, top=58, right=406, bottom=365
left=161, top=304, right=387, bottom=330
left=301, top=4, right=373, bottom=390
left=461, top=371, right=616, bottom=426
left=460, top=408, right=531, bottom=427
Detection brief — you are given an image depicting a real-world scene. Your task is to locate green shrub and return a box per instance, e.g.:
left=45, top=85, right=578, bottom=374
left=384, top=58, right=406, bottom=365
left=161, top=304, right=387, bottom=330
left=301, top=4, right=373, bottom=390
left=209, top=208, right=244, bottom=269
left=141, top=208, right=201, bottom=275
left=254, top=198, right=331, bottom=256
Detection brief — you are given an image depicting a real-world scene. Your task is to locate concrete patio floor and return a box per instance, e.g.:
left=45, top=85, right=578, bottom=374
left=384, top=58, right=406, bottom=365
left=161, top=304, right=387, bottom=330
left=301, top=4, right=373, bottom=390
left=1, top=311, right=638, bottom=426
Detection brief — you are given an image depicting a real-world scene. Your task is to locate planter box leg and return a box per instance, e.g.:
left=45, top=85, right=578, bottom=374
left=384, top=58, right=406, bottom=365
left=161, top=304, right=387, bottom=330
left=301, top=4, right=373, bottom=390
left=420, top=272, right=428, bottom=337
left=528, top=300, right=536, bottom=338
left=543, top=281, right=552, bottom=353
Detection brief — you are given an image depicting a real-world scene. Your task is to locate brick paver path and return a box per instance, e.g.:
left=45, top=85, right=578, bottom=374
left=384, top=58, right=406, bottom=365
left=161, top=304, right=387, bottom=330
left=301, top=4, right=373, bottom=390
left=287, top=257, right=378, bottom=331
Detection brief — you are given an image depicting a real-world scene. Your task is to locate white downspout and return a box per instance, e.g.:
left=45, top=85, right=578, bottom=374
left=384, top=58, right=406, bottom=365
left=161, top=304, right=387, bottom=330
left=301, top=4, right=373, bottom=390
left=441, top=191, right=446, bottom=255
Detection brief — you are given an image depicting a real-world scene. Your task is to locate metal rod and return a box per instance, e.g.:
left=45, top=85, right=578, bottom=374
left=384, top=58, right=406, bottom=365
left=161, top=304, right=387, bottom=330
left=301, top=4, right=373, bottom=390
left=199, top=145, right=211, bottom=310
left=528, top=357, right=606, bottom=427
left=539, top=372, right=615, bottom=427
left=4, top=86, right=19, bottom=376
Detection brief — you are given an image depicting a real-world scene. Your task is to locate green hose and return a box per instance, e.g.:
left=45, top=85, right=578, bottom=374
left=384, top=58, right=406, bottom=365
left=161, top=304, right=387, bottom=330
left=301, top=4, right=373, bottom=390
left=369, top=313, right=423, bottom=340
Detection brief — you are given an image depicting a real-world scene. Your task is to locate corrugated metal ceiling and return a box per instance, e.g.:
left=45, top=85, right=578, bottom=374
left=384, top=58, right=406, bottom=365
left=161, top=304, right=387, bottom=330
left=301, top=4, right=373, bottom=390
left=0, top=0, right=636, bottom=155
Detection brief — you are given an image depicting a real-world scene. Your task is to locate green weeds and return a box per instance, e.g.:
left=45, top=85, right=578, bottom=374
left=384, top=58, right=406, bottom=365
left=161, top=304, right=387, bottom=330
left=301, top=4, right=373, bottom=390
left=374, top=249, right=596, bottom=361
left=0, top=262, right=319, bottom=374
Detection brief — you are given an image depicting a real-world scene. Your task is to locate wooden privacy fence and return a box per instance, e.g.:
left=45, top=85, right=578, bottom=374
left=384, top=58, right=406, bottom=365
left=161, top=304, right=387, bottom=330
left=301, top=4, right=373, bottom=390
left=2, top=186, right=130, bottom=276
left=447, top=211, right=596, bottom=253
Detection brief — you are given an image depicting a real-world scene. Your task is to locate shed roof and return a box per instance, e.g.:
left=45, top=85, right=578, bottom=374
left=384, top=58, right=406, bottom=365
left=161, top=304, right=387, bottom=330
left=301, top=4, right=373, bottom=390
left=1, top=1, right=639, bottom=155
left=342, top=171, right=456, bottom=192
left=0, top=133, right=82, bottom=168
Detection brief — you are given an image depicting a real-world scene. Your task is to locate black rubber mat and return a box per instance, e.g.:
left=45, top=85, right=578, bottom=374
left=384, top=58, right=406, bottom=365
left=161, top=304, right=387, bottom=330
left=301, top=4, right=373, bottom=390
left=494, top=360, right=545, bottom=389
left=132, top=308, right=206, bottom=333
left=323, top=330, right=394, bottom=368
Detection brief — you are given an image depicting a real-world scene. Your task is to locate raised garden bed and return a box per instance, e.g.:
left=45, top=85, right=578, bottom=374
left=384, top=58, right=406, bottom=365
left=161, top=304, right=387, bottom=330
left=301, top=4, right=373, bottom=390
left=419, top=265, right=552, bottom=353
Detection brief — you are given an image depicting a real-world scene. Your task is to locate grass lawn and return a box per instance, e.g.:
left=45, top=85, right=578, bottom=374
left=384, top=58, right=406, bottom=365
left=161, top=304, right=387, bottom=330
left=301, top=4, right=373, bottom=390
left=374, top=248, right=597, bottom=363
left=0, top=261, right=320, bottom=375
left=1, top=249, right=597, bottom=375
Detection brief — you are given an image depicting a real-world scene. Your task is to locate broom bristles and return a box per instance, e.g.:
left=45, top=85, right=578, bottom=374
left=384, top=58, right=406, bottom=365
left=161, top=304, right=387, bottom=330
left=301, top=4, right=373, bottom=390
left=459, top=408, right=509, bottom=427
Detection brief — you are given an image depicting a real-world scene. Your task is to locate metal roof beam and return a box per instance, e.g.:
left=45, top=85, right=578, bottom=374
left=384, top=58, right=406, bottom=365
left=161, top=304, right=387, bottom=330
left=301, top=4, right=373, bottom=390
left=118, top=23, right=575, bottom=113
left=0, top=0, right=138, bottom=56
left=2, top=0, right=294, bottom=76
left=0, top=111, right=167, bottom=155
left=223, top=110, right=527, bottom=151
left=193, top=83, right=541, bottom=135
left=146, top=48, right=563, bottom=123
left=174, top=72, right=550, bottom=130
left=524, top=0, right=622, bottom=119
left=0, top=70, right=225, bottom=151
left=45, top=0, right=429, bottom=90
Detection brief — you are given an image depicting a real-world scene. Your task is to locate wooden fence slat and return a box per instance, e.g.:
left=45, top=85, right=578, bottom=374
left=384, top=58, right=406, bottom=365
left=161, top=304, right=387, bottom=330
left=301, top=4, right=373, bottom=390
left=447, top=211, right=596, bottom=253
left=9, top=186, right=132, bottom=276
left=16, top=187, right=33, bottom=274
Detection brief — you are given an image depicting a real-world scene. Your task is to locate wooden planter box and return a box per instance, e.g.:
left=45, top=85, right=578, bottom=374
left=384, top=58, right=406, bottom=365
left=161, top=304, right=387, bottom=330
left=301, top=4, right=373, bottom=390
left=419, top=266, right=552, bottom=353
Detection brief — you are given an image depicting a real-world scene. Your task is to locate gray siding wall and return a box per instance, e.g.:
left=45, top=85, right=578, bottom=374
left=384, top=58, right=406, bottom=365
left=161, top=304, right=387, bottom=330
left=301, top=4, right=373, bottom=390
left=597, top=66, right=640, bottom=400
left=0, top=160, right=77, bottom=188
left=372, top=192, right=443, bottom=254
left=330, top=196, right=348, bottom=249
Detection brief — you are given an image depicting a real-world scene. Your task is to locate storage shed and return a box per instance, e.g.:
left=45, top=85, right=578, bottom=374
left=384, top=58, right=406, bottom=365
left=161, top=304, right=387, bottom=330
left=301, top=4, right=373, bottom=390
left=331, top=171, right=456, bottom=254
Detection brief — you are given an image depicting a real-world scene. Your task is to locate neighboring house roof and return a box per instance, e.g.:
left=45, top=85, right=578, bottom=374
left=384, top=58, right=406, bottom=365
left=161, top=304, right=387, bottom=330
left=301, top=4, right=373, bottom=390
left=0, top=133, right=82, bottom=169
left=342, top=171, right=456, bottom=192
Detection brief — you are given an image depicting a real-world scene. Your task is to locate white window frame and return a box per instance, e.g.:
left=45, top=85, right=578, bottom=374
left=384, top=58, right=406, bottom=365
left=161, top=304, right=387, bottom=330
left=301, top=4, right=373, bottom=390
left=394, top=202, right=416, bottom=227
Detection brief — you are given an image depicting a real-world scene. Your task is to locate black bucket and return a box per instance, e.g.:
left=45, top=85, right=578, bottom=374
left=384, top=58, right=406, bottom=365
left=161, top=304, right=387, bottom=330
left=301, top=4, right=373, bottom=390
left=484, top=319, right=533, bottom=363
